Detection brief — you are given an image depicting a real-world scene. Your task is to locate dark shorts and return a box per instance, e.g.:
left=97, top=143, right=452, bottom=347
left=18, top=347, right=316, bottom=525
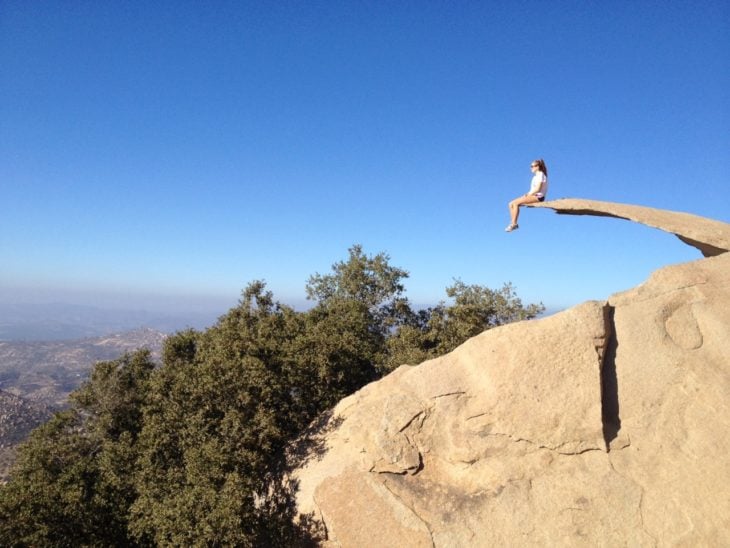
left=537, top=196, right=545, bottom=202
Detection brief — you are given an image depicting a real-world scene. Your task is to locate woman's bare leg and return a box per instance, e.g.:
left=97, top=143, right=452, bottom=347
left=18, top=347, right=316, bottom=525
left=508, top=195, right=540, bottom=226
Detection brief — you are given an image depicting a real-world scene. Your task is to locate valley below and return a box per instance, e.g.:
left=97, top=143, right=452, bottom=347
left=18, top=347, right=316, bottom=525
left=0, top=328, right=167, bottom=481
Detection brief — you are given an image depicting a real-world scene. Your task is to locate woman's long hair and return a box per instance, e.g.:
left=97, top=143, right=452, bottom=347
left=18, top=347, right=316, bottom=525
left=533, top=158, right=548, bottom=177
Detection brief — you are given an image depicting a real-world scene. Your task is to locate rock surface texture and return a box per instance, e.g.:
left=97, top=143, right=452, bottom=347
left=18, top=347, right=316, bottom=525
left=292, top=202, right=730, bottom=546
left=529, top=198, right=730, bottom=257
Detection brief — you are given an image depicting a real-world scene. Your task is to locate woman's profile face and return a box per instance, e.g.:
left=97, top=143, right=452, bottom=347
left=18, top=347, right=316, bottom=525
left=530, top=162, right=539, bottom=172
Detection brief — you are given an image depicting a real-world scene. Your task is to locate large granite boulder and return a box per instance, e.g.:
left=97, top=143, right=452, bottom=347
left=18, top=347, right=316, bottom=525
left=291, top=203, right=730, bottom=546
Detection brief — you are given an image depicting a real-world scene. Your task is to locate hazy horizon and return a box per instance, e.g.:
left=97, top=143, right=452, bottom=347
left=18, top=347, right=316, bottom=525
left=2, top=2, right=727, bottom=329
left=0, top=281, right=570, bottom=342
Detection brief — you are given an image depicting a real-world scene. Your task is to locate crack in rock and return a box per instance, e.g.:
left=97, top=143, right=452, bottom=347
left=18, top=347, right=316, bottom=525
left=399, top=410, right=426, bottom=433
left=608, top=459, right=656, bottom=543
left=310, top=497, right=331, bottom=542
left=381, top=479, right=437, bottom=548
left=371, top=396, right=427, bottom=474
left=484, top=431, right=603, bottom=455
left=431, top=391, right=467, bottom=400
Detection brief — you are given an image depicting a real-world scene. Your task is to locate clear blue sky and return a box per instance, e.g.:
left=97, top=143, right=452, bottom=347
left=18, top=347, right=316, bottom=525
left=1, top=1, right=728, bottom=316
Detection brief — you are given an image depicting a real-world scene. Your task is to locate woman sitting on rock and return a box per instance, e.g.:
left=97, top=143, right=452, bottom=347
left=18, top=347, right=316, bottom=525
left=506, top=158, right=548, bottom=232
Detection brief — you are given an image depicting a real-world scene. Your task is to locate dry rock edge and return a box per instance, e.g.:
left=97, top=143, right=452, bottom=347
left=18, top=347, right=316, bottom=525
left=291, top=202, right=730, bottom=547
left=529, top=198, right=730, bottom=257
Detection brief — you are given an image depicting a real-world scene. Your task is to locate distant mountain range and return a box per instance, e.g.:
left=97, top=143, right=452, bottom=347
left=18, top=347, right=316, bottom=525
left=0, top=302, right=219, bottom=341
left=0, top=389, right=53, bottom=483
left=0, top=327, right=167, bottom=407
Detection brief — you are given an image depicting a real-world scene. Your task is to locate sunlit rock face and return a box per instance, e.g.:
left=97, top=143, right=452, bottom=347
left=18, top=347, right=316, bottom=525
left=291, top=204, right=730, bottom=547
left=530, top=198, right=730, bottom=257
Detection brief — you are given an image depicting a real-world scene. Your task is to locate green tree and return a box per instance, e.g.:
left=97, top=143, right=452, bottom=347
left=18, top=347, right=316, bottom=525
left=385, top=280, right=544, bottom=370
left=0, top=247, right=543, bottom=547
left=129, top=282, right=311, bottom=546
left=303, top=244, right=414, bottom=385
left=0, top=350, right=156, bottom=547
left=296, top=298, right=381, bottom=408
left=306, top=244, right=412, bottom=331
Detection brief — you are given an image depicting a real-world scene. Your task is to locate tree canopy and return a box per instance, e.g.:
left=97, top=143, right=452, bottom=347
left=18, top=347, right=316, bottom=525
left=0, top=246, right=544, bottom=546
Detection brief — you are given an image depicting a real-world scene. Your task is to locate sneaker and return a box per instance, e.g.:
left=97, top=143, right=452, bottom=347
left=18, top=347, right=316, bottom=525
left=505, top=224, right=519, bottom=232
